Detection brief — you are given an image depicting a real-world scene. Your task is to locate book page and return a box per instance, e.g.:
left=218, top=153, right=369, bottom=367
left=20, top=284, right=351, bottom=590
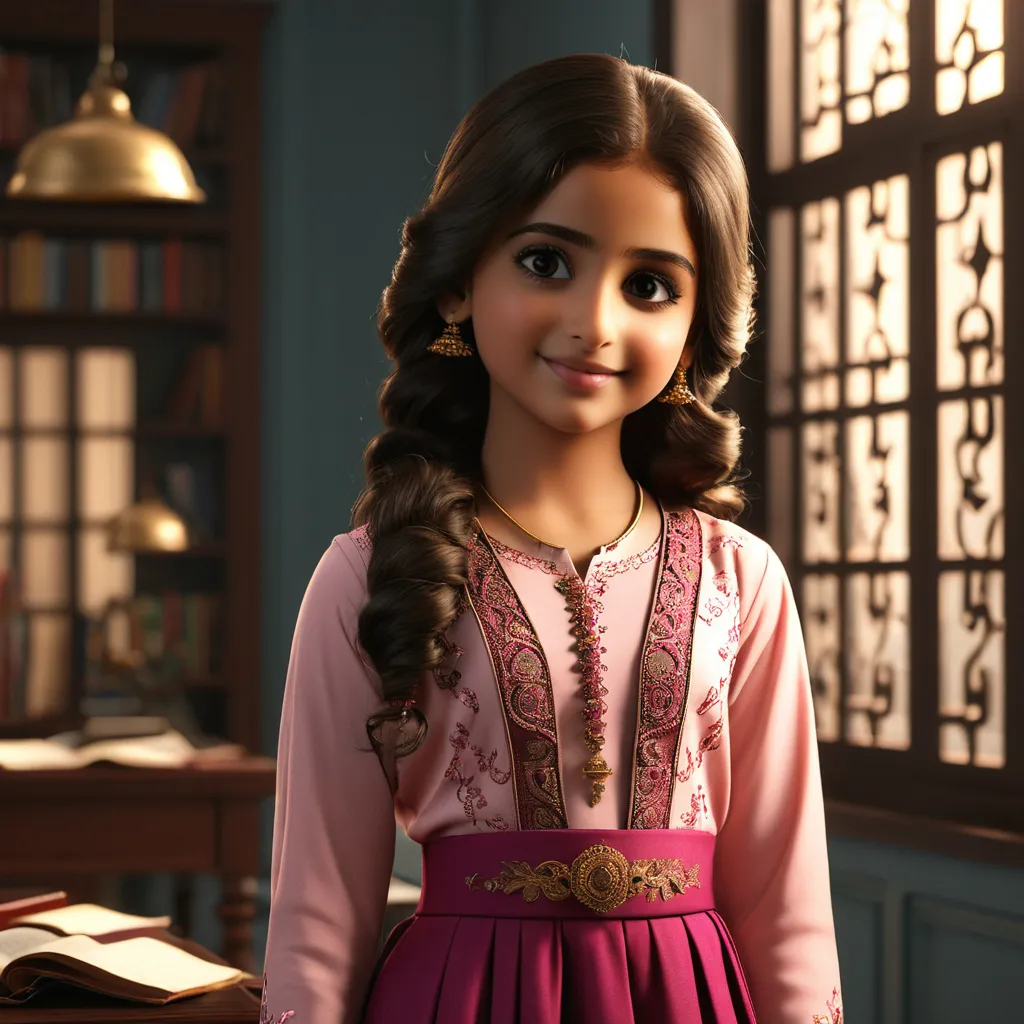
left=5, top=935, right=241, bottom=998
left=11, top=904, right=171, bottom=937
left=78, top=731, right=197, bottom=768
left=0, top=928, right=59, bottom=973
left=0, top=740, right=81, bottom=771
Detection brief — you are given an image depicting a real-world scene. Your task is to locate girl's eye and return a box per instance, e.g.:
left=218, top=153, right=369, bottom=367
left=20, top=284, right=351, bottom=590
left=514, top=245, right=681, bottom=308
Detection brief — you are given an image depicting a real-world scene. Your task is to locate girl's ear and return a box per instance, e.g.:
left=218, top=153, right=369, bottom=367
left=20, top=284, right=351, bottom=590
left=436, top=284, right=473, bottom=323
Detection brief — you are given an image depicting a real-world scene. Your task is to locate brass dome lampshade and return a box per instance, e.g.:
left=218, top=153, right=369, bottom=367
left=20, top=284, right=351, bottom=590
left=5, top=0, right=205, bottom=204
left=107, top=496, right=190, bottom=554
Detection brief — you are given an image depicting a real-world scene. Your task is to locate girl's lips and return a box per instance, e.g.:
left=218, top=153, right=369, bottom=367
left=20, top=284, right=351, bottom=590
left=542, top=357, right=621, bottom=392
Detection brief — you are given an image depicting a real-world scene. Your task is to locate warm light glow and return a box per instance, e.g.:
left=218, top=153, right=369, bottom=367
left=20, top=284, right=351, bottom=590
left=844, top=572, right=911, bottom=750
left=845, top=413, right=909, bottom=562
left=801, top=198, right=841, bottom=411
left=768, top=0, right=796, bottom=171
left=845, top=175, right=910, bottom=408
left=845, top=0, right=910, bottom=124
left=936, top=0, right=1004, bottom=114
left=801, top=0, right=843, bottom=161
left=939, top=570, right=1005, bottom=768
left=936, top=144, right=1003, bottom=390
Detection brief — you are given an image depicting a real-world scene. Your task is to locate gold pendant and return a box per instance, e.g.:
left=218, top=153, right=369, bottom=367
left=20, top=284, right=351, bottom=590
left=584, top=754, right=612, bottom=807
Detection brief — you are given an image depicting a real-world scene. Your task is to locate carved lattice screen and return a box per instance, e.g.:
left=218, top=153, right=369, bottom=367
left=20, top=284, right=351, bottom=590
left=761, top=0, right=1020, bottom=830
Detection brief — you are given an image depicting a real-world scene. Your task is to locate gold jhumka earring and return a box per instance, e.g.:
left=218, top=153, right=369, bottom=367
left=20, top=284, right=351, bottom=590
left=657, top=364, right=697, bottom=405
left=427, top=317, right=475, bottom=357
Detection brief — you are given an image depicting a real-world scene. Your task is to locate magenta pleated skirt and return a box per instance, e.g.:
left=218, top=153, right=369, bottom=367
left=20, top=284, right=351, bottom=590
left=362, top=828, right=757, bottom=1024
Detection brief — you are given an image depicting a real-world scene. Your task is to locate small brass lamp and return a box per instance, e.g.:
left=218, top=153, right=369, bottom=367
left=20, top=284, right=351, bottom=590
left=5, top=0, right=205, bottom=203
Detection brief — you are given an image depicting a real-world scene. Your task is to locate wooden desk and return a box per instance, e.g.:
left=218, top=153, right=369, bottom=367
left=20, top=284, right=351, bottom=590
left=0, top=759, right=276, bottom=973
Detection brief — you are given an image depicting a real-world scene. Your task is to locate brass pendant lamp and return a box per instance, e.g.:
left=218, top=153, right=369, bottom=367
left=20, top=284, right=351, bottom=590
left=5, top=0, right=205, bottom=203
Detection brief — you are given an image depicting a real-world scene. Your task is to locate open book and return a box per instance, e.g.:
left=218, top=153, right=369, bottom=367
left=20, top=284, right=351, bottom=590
left=0, top=728, right=245, bottom=771
left=0, top=905, right=247, bottom=1005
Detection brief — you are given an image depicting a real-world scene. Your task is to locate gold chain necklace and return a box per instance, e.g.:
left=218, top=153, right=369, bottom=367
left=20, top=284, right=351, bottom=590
left=479, top=480, right=644, bottom=551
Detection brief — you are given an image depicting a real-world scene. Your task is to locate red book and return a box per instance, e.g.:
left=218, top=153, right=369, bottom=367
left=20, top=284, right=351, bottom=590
left=0, top=891, right=68, bottom=931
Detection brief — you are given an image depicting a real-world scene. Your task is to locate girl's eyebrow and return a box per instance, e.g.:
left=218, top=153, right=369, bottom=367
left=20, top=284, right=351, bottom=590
left=506, top=221, right=696, bottom=278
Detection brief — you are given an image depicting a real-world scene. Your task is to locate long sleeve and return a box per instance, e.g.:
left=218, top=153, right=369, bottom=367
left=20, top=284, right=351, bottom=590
left=713, top=545, right=844, bottom=1024
left=261, top=537, right=396, bottom=1024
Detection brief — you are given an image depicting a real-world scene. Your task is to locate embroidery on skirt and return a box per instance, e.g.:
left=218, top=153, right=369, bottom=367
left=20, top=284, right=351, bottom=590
left=259, top=974, right=295, bottom=1024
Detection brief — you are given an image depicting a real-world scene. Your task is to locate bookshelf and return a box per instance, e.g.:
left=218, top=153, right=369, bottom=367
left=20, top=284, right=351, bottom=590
left=0, top=1, right=270, bottom=754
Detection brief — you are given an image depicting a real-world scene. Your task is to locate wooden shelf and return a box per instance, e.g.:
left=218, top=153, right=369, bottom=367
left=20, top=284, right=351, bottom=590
left=134, top=543, right=225, bottom=559
left=136, top=420, right=226, bottom=440
left=0, top=312, right=226, bottom=345
left=0, top=203, right=228, bottom=236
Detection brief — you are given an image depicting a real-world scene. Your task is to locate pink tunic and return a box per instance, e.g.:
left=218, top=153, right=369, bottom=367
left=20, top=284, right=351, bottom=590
left=261, top=506, right=844, bottom=1024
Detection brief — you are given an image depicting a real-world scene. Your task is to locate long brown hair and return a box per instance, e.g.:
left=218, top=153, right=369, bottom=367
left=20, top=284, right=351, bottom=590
left=353, top=54, right=756, bottom=764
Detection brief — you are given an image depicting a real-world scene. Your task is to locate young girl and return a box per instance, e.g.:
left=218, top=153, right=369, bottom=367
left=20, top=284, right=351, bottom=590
left=260, top=53, right=844, bottom=1024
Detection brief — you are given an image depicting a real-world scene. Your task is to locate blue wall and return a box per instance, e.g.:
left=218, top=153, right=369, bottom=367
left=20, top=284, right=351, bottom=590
left=248, top=4, right=1024, bottom=1019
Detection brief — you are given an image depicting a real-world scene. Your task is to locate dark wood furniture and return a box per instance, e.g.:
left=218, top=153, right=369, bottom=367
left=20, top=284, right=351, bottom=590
left=0, top=758, right=276, bottom=973
left=0, top=0, right=271, bottom=755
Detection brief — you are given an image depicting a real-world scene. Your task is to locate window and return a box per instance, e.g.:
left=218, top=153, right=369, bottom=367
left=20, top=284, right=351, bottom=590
left=759, top=0, right=1017, bottom=829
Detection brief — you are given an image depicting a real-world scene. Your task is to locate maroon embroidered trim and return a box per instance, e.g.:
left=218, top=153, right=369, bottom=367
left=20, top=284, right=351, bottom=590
left=628, top=508, right=703, bottom=830
left=259, top=974, right=295, bottom=1024
left=465, top=531, right=568, bottom=830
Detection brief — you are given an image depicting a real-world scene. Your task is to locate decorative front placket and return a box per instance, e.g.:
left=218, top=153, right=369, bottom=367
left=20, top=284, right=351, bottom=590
left=465, top=533, right=569, bottom=830
left=555, top=572, right=612, bottom=806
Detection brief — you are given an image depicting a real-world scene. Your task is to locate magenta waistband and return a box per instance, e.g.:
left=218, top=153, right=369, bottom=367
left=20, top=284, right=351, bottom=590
left=416, top=828, right=715, bottom=920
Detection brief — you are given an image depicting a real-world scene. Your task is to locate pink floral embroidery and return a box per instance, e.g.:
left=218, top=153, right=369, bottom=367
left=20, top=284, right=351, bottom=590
left=350, top=523, right=371, bottom=552
left=709, top=532, right=743, bottom=555
left=676, top=715, right=724, bottom=785
left=259, top=974, right=295, bottom=1024
left=588, top=533, right=661, bottom=585
left=433, top=634, right=479, bottom=712
left=812, top=988, right=843, bottom=1024
left=444, top=723, right=512, bottom=830
left=488, top=532, right=660, bottom=582
left=487, top=537, right=563, bottom=575
left=679, top=783, right=708, bottom=828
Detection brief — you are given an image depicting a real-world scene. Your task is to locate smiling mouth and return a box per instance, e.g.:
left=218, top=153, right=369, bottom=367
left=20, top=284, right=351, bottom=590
left=541, top=357, right=625, bottom=391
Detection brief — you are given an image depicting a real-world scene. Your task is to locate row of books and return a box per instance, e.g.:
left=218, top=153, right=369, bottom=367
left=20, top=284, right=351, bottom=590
left=0, top=52, right=226, bottom=148
left=0, top=578, right=224, bottom=722
left=0, top=234, right=224, bottom=314
left=126, top=593, right=223, bottom=681
left=166, top=344, right=225, bottom=426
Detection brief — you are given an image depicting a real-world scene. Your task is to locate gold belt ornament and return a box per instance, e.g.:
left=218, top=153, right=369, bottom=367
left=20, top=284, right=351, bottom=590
left=464, top=842, right=700, bottom=914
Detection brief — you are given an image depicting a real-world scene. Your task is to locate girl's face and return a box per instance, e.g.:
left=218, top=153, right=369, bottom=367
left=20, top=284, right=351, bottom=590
left=443, top=160, right=701, bottom=436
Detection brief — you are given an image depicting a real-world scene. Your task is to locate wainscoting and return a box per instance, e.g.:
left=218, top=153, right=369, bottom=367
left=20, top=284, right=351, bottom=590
left=830, top=836, right=1024, bottom=1022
